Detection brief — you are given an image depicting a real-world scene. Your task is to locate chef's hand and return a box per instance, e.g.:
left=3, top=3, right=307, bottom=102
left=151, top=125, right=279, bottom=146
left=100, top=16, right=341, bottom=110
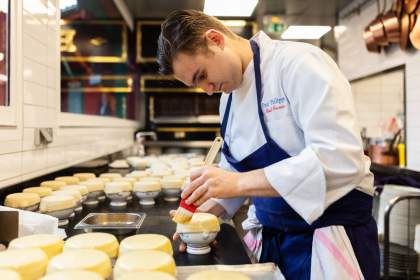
left=170, top=199, right=226, bottom=252
left=181, top=166, right=241, bottom=207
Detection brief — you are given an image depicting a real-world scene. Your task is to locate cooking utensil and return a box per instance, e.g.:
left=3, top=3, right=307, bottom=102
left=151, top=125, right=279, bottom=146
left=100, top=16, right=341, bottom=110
left=74, top=212, right=146, bottom=235
left=172, top=136, right=224, bottom=224
left=409, top=13, right=420, bottom=48
left=383, top=1, right=402, bottom=43
left=400, top=12, right=410, bottom=49
left=404, top=0, right=420, bottom=14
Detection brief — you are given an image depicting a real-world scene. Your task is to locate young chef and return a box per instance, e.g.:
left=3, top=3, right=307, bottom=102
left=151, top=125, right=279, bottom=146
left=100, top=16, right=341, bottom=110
left=158, top=10, right=380, bottom=280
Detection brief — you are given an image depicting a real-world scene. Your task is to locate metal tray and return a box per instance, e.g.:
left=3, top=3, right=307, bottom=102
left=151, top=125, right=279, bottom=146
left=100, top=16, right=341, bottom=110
left=176, top=263, right=284, bottom=280
left=74, top=212, right=146, bottom=235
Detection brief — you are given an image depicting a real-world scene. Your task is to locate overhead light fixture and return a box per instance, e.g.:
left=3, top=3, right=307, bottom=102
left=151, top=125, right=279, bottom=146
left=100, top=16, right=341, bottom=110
left=204, top=0, right=258, bottom=17
left=221, top=20, right=247, bottom=27
left=281, top=25, right=332, bottom=40
left=60, top=0, right=78, bottom=12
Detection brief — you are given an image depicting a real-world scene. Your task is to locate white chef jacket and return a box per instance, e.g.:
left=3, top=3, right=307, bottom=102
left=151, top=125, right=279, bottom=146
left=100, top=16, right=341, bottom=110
left=214, top=31, right=374, bottom=225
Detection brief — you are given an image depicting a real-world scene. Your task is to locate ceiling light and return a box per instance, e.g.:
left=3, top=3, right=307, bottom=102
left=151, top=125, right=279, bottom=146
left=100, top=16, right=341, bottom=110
left=60, top=0, right=77, bottom=12
left=221, top=20, right=247, bottom=27
left=204, top=0, right=258, bottom=17
left=281, top=25, right=332, bottom=40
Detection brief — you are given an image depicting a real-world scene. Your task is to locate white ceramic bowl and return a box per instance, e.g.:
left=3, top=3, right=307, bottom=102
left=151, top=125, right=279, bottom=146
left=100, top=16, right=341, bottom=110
left=134, top=191, right=160, bottom=205
left=162, top=188, right=181, bottom=202
left=105, top=191, right=131, bottom=207
left=178, top=231, right=218, bottom=255
left=45, top=207, right=75, bottom=227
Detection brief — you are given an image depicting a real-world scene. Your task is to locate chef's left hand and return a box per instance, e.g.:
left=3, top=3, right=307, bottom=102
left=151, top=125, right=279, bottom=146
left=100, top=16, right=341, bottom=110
left=182, top=166, right=241, bottom=207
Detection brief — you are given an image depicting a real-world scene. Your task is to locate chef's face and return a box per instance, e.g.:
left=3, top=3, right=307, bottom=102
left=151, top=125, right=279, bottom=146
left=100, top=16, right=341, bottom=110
left=172, top=30, right=243, bottom=95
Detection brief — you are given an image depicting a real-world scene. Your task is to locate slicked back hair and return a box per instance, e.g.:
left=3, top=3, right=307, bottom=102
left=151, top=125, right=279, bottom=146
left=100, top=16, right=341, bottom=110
left=157, top=10, right=236, bottom=75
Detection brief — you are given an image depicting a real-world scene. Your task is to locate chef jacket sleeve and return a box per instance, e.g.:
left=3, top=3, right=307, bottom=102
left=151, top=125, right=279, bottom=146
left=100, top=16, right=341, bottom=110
left=263, top=46, right=368, bottom=225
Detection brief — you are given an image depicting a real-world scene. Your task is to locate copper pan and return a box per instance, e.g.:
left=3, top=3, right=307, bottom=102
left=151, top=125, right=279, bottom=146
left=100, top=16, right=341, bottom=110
left=400, top=12, right=410, bottom=49
left=364, top=20, right=381, bottom=52
left=409, top=15, right=420, bottom=48
left=403, top=0, right=420, bottom=14
left=395, top=0, right=404, bottom=17
left=369, top=14, right=389, bottom=46
left=383, top=9, right=401, bottom=43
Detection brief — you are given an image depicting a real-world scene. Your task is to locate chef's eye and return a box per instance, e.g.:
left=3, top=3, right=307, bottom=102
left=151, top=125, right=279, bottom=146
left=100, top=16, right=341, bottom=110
left=198, top=72, right=206, bottom=81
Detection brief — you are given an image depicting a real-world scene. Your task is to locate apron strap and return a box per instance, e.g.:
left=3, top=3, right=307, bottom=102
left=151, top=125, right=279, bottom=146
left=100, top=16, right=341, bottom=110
left=220, top=93, right=232, bottom=139
left=250, top=40, right=272, bottom=142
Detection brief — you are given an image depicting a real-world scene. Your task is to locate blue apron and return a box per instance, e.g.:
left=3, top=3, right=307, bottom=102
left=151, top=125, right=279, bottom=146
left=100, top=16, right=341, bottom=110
left=221, top=40, right=380, bottom=280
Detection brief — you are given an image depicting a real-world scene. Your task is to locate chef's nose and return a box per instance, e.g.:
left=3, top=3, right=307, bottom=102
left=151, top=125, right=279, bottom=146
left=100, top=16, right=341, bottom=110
left=200, top=82, right=215, bottom=96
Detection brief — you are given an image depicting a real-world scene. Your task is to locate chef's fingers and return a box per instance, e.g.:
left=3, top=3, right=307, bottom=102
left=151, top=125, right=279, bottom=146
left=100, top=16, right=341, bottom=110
left=189, top=166, right=206, bottom=181
left=193, top=191, right=212, bottom=207
left=185, top=183, right=208, bottom=205
left=172, top=232, right=187, bottom=253
left=179, top=241, right=187, bottom=252
left=181, top=173, right=206, bottom=199
left=169, top=209, right=177, bottom=218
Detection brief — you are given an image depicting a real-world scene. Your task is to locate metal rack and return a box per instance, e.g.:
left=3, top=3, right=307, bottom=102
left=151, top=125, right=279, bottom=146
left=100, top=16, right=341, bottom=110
left=382, top=194, right=420, bottom=279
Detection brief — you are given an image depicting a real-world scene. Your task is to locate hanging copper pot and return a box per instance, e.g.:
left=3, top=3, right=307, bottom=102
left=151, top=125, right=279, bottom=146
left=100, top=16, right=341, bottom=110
left=382, top=9, right=401, bottom=43
left=403, top=0, right=420, bottom=14
left=409, top=14, right=420, bottom=48
left=400, top=12, right=410, bottom=49
left=364, top=20, right=381, bottom=52
left=369, top=14, right=389, bottom=46
left=395, top=0, right=404, bottom=17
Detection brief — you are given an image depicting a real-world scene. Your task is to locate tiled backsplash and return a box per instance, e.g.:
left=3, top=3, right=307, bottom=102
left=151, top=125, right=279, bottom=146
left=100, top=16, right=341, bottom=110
left=0, top=0, right=138, bottom=189
left=338, top=1, right=420, bottom=170
left=350, top=68, right=404, bottom=138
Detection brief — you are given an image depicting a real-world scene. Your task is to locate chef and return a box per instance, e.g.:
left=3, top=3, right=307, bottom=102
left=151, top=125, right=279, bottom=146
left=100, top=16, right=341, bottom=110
left=158, top=10, right=380, bottom=280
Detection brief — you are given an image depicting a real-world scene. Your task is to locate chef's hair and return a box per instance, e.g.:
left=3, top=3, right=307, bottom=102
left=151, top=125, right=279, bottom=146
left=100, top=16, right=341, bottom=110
left=157, top=9, right=236, bottom=75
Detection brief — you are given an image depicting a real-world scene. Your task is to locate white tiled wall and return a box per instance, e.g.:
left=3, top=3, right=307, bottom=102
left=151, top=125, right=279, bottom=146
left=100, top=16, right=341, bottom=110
left=338, top=1, right=420, bottom=170
left=350, top=69, right=404, bottom=138
left=0, top=0, right=138, bottom=189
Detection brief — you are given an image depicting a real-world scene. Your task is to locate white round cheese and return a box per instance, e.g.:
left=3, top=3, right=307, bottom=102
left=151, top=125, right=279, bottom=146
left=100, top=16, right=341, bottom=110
left=114, top=250, right=176, bottom=278
left=73, top=173, right=96, bottom=182
left=4, top=193, right=40, bottom=209
left=40, top=181, right=66, bottom=191
left=64, top=232, right=119, bottom=259
left=104, top=181, right=132, bottom=194
left=55, top=176, right=80, bottom=185
left=40, top=195, right=76, bottom=213
left=8, top=234, right=64, bottom=259
left=119, top=234, right=173, bottom=256
left=23, top=187, right=52, bottom=198
left=47, top=249, right=111, bottom=279
left=0, top=248, right=48, bottom=280
left=40, top=270, right=102, bottom=280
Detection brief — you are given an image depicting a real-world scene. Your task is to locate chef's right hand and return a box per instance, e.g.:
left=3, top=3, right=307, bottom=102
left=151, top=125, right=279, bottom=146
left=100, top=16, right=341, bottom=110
left=169, top=199, right=226, bottom=253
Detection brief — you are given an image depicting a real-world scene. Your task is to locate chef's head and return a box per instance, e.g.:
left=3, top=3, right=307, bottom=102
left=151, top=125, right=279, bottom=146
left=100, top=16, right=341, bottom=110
left=157, top=10, right=245, bottom=95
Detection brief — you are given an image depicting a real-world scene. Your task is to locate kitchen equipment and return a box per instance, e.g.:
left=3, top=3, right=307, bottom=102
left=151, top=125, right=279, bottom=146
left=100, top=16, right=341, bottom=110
left=364, top=20, right=381, bottom=52
left=404, top=0, right=420, bottom=14
left=400, top=12, right=410, bottom=49
left=377, top=185, right=420, bottom=246
left=370, top=0, right=389, bottom=46
left=176, top=263, right=284, bottom=280
left=74, top=212, right=146, bottom=235
left=382, top=1, right=402, bottom=43
left=410, top=15, right=420, bottom=48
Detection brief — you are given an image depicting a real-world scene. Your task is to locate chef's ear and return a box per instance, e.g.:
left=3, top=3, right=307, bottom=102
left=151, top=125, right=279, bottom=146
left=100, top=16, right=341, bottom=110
left=204, top=29, right=225, bottom=49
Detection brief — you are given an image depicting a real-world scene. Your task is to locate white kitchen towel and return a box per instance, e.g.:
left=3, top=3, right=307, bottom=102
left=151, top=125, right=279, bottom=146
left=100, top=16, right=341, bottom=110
left=311, top=226, right=364, bottom=280
left=242, top=204, right=263, bottom=260
left=0, top=206, right=65, bottom=238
